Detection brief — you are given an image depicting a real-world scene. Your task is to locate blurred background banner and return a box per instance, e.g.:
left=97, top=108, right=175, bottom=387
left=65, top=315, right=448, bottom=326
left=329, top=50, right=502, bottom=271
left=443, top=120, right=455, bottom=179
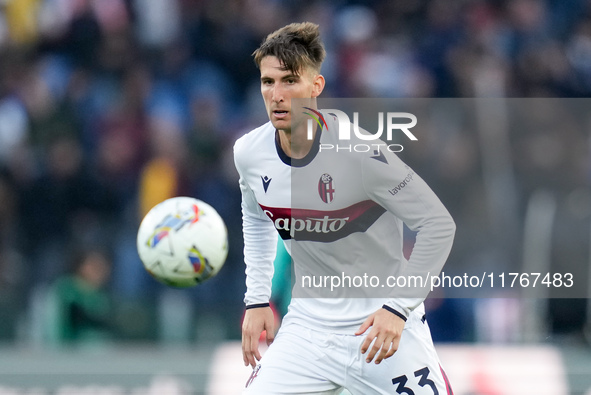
left=0, top=0, right=590, bottom=394
left=0, top=343, right=579, bottom=395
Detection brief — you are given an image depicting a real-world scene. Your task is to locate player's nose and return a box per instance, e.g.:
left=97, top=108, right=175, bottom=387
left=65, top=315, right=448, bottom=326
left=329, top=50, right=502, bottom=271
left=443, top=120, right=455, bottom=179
left=271, top=85, right=284, bottom=103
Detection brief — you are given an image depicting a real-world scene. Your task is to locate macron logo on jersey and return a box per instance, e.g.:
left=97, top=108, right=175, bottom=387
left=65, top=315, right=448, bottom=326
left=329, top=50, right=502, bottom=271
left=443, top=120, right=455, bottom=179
left=261, top=176, right=272, bottom=193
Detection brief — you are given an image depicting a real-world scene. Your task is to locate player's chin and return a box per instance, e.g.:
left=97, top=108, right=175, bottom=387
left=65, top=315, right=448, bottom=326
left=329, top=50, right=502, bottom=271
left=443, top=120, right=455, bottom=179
left=270, top=118, right=291, bottom=131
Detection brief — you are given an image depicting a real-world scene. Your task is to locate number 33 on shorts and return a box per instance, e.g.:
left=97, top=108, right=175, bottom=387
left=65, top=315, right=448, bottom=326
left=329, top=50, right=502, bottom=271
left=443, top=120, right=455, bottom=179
left=391, top=366, right=453, bottom=395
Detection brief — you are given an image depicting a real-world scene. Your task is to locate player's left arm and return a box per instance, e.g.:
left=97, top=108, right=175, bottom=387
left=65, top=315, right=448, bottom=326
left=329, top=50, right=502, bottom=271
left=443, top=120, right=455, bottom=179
left=358, top=148, right=456, bottom=363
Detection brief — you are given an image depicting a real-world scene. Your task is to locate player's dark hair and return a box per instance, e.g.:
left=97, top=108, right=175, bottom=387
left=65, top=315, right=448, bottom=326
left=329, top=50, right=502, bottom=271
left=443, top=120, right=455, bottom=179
left=253, top=22, right=326, bottom=75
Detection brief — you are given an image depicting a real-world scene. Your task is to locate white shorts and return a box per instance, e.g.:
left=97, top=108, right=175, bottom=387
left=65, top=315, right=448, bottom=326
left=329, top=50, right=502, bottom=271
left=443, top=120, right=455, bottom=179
left=243, top=311, right=453, bottom=395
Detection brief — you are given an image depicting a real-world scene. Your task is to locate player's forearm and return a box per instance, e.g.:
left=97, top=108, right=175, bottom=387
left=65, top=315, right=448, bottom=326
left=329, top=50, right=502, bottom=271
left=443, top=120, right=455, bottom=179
left=242, top=213, right=278, bottom=306
left=386, top=211, right=455, bottom=317
left=407, top=209, right=456, bottom=278
left=244, top=261, right=274, bottom=306
left=407, top=208, right=456, bottom=275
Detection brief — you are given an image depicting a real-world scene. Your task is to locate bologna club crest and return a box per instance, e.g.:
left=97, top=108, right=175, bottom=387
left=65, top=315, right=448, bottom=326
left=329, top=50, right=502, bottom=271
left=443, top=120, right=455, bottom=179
left=318, top=173, right=335, bottom=203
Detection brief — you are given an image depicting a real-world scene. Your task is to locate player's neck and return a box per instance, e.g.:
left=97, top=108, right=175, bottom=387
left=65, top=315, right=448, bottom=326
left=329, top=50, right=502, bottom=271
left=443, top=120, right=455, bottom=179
left=278, top=123, right=317, bottom=159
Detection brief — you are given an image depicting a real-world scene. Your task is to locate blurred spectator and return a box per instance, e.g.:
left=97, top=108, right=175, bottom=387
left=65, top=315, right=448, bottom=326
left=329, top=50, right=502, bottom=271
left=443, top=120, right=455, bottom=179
left=0, top=170, right=26, bottom=340
left=3, top=0, right=41, bottom=45
left=0, top=94, right=28, bottom=167
left=47, top=248, right=113, bottom=345
left=18, top=135, right=117, bottom=284
left=138, top=121, right=190, bottom=218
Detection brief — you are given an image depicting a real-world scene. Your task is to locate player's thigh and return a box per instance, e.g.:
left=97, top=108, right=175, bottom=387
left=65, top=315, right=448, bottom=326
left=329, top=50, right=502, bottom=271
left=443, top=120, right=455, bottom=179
left=350, top=314, right=453, bottom=395
left=243, top=325, right=343, bottom=395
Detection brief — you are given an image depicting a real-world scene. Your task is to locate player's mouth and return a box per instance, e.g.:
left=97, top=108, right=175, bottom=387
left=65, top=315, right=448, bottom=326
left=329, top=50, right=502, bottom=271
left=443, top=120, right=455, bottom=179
left=273, top=110, right=289, bottom=119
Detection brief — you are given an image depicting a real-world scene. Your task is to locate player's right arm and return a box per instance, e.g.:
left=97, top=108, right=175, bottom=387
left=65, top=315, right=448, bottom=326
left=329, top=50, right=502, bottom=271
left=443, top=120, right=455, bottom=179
left=240, top=182, right=277, bottom=367
left=234, top=136, right=278, bottom=368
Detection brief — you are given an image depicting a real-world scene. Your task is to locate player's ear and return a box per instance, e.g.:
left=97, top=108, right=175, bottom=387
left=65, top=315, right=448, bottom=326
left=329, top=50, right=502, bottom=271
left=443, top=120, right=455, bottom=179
left=311, top=74, right=325, bottom=98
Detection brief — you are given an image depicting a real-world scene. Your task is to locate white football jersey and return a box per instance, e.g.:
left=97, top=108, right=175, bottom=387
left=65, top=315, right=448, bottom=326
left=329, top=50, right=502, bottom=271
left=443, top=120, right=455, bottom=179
left=234, top=112, right=455, bottom=334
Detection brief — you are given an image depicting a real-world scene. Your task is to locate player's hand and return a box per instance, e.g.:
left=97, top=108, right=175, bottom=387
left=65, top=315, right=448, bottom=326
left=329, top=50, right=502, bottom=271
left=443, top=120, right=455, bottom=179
left=242, top=306, right=275, bottom=368
left=355, top=307, right=406, bottom=364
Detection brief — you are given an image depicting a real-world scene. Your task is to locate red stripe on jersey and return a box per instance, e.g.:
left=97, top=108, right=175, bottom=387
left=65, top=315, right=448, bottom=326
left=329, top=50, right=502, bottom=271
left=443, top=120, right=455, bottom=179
left=439, top=365, right=454, bottom=395
left=258, top=200, right=386, bottom=242
left=260, top=200, right=379, bottom=222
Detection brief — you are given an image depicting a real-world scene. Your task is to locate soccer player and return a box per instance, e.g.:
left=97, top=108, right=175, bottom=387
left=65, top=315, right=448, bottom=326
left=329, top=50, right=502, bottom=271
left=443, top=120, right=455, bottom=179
left=234, top=22, right=456, bottom=394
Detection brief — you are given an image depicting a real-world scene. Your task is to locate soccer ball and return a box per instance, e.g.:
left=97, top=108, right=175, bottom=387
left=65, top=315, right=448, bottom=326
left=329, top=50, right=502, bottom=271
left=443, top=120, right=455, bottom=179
left=137, top=197, right=228, bottom=287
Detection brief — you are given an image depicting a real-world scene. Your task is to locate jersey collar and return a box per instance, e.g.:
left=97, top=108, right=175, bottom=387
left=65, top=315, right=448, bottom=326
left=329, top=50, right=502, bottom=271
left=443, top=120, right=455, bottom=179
left=275, top=126, right=322, bottom=167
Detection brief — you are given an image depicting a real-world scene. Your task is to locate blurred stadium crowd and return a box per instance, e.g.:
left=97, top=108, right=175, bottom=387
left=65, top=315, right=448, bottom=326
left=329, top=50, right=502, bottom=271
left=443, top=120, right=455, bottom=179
left=0, top=0, right=590, bottom=346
